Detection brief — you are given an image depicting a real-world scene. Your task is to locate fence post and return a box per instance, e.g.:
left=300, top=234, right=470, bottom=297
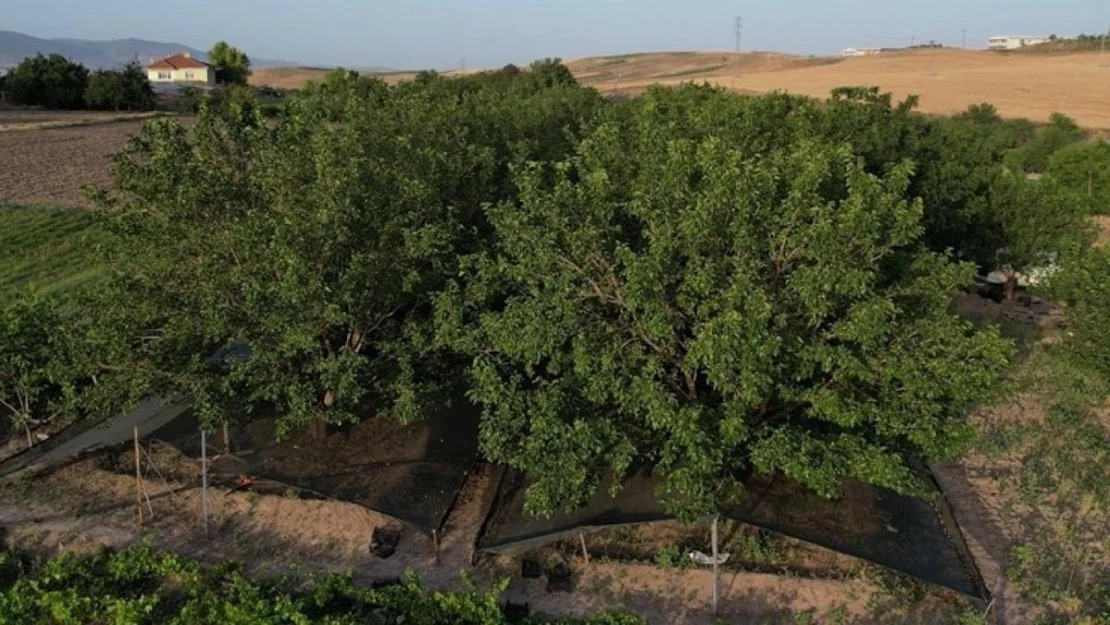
left=711, top=515, right=720, bottom=615
left=200, top=428, right=210, bottom=534
left=134, top=426, right=143, bottom=525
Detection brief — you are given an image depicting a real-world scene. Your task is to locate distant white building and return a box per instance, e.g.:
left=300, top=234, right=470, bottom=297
left=841, top=48, right=882, bottom=58
left=145, top=53, right=216, bottom=87
left=988, top=35, right=1052, bottom=50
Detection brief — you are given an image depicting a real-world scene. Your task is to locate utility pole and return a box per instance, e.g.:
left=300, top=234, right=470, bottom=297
left=962, top=29, right=968, bottom=49
left=1102, top=25, right=1109, bottom=67
left=734, top=16, right=743, bottom=53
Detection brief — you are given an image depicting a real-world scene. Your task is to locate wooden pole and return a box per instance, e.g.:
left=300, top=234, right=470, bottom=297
left=432, top=530, right=440, bottom=565
left=134, top=426, right=144, bottom=525
left=200, top=429, right=210, bottom=534
left=711, top=515, right=720, bottom=615
left=579, top=532, right=590, bottom=564
left=222, top=422, right=229, bottom=453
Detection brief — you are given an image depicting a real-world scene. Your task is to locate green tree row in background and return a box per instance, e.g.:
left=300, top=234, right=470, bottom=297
left=4, top=62, right=1109, bottom=523
left=0, top=41, right=251, bottom=111
left=1, top=54, right=153, bottom=111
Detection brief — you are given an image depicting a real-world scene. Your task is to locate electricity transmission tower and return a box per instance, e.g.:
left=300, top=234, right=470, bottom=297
left=962, top=29, right=968, bottom=49
left=734, top=16, right=743, bottom=53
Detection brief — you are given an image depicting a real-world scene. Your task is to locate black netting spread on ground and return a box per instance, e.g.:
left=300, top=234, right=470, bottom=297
left=148, top=403, right=481, bottom=534
left=0, top=398, right=191, bottom=479
left=476, top=468, right=988, bottom=599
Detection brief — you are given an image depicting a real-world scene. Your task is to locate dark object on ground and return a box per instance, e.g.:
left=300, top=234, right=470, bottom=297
left=370, top=526, right=401, bottom=559
left=521, top=556, right=543, bottom=579
left=369, top=577, right=402, bottom=589
left=503, top=601, right=530, bottom=623
left=546, top=561, right=573, bottom=593
left=478, top=467, right=990, bottom=600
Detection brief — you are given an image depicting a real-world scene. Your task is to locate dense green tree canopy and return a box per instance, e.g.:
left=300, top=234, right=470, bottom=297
left=208, top=41, right=252, bottom=85
left=1046, top=141, right=1110, bottom=215
left=0, top=291, right=82, bottom=444
left=4, top=54, right=88, bottom=109
left=80, top=67, right=1107, bottom=519
left=90, top=69, right=603, bottom=433
left=435, top=89, right=1013, bottom=517
left=84, top=61, right=155, bottom=111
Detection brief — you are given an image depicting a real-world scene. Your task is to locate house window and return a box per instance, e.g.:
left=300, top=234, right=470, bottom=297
left=185, top=71, right=195, bottom=80
left=157, top=71, right=171, bottom=80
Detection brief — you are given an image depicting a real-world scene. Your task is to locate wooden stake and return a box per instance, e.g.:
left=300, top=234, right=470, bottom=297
left=134, top=426, right=144, bottom=525
left=579, top=532, right=590, bottom=564
left=711, top=515, right=720, bottom=615
left=200, top=429, right=210, bottom=534
left=432, top=530, right=441, bottom=565
left=222, top=422, right=230, bottom=453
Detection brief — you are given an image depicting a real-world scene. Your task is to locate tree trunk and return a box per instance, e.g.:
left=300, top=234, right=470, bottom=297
left=1003, top=274, right=1018, bottom=301
left=309, top=419, right=327, bottom=440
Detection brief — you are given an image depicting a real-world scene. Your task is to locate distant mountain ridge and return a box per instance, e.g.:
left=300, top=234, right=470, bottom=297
left=0, top=30, right=294, bottom=69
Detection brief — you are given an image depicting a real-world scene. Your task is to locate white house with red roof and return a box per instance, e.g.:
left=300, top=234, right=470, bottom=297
left=145, top=53, right=215, bottom=86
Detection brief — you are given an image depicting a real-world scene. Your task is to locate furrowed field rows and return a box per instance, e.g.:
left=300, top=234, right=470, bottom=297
left=0, top=204, right=100, bottom=301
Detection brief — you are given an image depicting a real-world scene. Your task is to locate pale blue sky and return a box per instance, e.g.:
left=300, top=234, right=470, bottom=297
left=3, top=0, right=1107, bottom=69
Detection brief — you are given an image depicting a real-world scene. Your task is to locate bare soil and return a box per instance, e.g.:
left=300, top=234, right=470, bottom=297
left=0, top=121, right=143, bottom=207
left=1095, top=215, right=1110, bottom=247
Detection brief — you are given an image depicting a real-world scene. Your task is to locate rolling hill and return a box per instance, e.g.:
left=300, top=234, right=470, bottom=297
left=0, top=30, right=292, bottom=69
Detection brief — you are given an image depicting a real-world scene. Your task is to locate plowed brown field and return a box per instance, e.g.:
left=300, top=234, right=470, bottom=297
left=0, top=121, right=142, bottom=207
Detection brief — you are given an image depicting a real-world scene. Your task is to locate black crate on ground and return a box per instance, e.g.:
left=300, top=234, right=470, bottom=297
left=545, top=561, right=573, bottom=593
left=521, top=556, right=543, bottom=579
left=503, top=601, right=530, bottom=623
left=370, top=526, right=401, bottom=559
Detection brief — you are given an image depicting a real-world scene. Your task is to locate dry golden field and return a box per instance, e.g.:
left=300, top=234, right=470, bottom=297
left=251, top=66, right=422, bottom=90
left=570, top=49, right=1110, bottom=128
left=255, top=49, right=1110, bottom=128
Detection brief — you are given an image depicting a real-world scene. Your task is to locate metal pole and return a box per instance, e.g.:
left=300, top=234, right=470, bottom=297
left=134, top=426, right=144, bottom=525
left=711, top=515, right=720, bottom=615
left=201, top=428, right=210, bottom=533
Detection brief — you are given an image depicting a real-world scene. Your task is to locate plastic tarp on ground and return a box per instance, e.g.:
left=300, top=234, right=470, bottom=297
left=0, top=398, right=191, bottom=479
left=148, top=403, right=482, bottom=535
left=476, top=468, right=989, bottom=600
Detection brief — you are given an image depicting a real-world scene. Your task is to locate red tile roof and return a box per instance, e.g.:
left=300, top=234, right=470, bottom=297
left=146, top=54, right=211, bottom=70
